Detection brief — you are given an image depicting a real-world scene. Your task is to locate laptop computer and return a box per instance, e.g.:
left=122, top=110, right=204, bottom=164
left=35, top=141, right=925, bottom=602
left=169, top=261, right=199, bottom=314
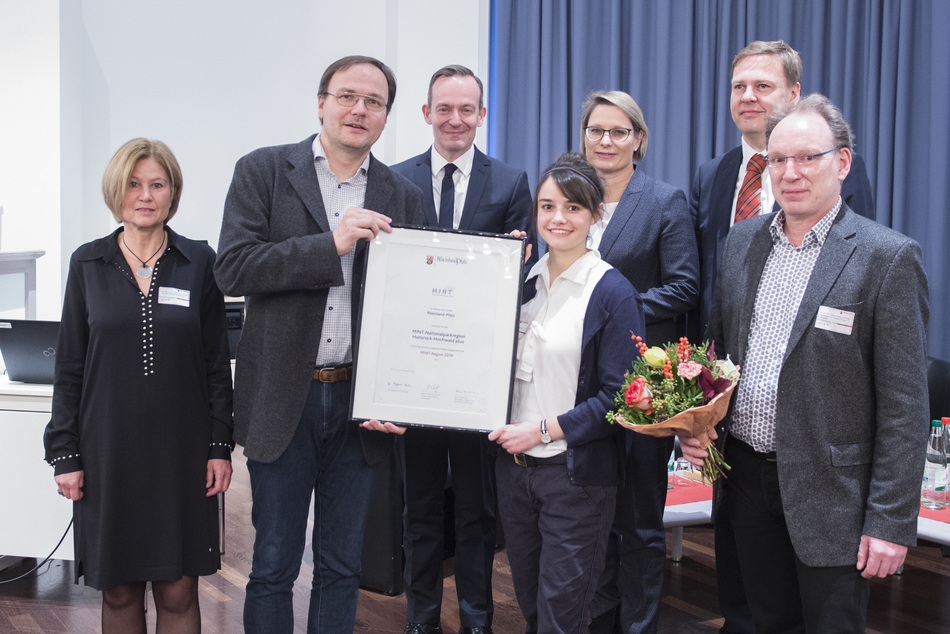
left=0, top=319, right=60, bottom=384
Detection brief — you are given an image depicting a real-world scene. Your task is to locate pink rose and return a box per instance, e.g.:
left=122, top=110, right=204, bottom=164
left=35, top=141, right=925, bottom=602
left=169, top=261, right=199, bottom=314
left=625, top=377, right=653, bottom=414
left=677, top=360, right=703, bottom=380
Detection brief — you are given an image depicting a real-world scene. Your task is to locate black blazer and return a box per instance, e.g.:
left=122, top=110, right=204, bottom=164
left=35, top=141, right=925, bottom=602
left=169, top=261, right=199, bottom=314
left=390, top=146, right=532, bottom=234
left=599, top=166, right=699, bottom=346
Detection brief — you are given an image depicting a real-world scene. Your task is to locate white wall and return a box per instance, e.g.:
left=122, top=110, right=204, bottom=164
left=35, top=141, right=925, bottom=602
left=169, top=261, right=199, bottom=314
left=0, top=0, right=68, bottom=320
left=0, top=0, right=489, bottom=319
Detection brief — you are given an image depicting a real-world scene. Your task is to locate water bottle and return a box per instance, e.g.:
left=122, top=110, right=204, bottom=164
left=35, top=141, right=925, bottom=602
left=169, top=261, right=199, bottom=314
left=922, top=419, right=948, bottom=510
left=667, top=449, right=675, bottom=489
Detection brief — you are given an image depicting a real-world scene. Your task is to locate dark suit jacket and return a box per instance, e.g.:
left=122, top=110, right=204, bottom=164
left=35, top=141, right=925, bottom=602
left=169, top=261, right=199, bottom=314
left=388, top=145, right=529, bottom=605
left=599, top=167, right=699, bottom=346
left=708, top=205, right=929, bottom=567
left=690, top=146, right=875, bottom=336
left=214, top=135, right=424, bottom=464
left=391, top=146, right=531, bottom=232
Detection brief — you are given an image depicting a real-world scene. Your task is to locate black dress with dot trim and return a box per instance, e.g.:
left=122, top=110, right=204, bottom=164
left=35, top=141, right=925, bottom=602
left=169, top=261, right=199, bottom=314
left=44, top=227, right=233, bottom=589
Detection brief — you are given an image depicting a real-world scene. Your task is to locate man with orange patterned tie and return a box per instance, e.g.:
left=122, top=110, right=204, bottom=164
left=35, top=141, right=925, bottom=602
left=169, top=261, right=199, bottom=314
left=691, top=40, right=876, bottom=341
left=688, top=40, right=875, bottom=634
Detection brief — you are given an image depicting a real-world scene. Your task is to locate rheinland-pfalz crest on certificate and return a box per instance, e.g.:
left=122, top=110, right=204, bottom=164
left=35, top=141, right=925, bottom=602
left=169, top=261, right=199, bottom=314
left=350, top=225, right=525, bottom=432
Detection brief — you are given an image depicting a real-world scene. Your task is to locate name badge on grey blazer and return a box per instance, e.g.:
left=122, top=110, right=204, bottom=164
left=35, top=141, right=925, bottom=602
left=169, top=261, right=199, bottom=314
left=815, top=306, right=855, bottom=335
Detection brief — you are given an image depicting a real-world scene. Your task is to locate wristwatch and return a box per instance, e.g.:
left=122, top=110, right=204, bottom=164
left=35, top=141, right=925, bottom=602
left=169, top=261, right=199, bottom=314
left=540, top=419, right=552, bottom=444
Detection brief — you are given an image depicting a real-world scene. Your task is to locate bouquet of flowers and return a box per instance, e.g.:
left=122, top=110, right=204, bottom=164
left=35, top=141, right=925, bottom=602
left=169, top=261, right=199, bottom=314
left=606, top=337, right=739, bottom=483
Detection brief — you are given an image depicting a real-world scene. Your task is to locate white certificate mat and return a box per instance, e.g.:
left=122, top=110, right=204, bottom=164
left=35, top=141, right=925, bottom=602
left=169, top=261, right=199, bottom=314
left=351, top=226, right=524, bottom=431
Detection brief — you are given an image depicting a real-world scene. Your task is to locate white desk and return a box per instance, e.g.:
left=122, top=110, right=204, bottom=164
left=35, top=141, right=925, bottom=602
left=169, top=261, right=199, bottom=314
left=0, top=377, right=74, bottom=560
left=664, top=498, right=713, bottom=562
left=917, top=516, right=950, bottom=546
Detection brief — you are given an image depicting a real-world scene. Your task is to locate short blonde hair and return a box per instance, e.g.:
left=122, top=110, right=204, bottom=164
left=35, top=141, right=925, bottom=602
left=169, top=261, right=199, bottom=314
left=102, top=138, right=183, bottom=223
left=732, top=40, right=802, bottom=88
left=580, top=91, right=649, bottom=162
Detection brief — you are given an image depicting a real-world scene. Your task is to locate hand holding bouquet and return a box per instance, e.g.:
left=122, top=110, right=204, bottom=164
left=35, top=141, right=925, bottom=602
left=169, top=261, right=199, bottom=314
left=606, top=337, right=739, bottom=483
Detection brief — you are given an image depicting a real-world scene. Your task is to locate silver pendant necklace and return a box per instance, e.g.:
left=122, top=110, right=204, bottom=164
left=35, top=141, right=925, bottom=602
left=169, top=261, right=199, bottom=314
left=122, top=231, right=166, bottom=279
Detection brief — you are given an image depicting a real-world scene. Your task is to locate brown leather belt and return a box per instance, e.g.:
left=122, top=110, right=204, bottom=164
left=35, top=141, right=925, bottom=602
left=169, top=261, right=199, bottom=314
left=313, top=365, right=352, bottom=383
left=512, top=452, right=567, bottom=468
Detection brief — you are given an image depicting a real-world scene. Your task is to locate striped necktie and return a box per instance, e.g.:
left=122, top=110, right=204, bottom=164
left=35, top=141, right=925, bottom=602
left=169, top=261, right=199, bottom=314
left=734, top=153, right=767, bottom=223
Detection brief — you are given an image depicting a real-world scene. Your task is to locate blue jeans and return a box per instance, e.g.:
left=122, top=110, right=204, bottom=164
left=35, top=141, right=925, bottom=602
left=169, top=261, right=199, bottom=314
left=243, top=380, right=378, bottom=634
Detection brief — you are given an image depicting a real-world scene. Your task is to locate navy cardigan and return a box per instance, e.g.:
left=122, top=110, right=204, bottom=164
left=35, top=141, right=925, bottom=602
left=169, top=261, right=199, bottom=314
left=521, top=266, right=645, bottom=486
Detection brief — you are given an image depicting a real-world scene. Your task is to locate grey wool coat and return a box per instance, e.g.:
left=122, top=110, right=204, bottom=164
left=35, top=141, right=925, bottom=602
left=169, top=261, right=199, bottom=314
left=708, top=204, right=930, bottom=567
left=214, top=135, right=424, bottom=464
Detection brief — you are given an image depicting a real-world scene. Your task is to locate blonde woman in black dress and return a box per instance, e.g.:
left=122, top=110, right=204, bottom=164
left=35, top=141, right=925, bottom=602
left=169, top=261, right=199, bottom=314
left=45, top=138, right=233, bottom=634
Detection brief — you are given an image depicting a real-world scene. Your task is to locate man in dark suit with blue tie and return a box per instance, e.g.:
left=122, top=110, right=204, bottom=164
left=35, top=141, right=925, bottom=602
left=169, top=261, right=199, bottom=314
left=683, top=93, right=928, bottom=634
left=688, top=41, right=876, bottom=634
left=390, top=64, right=532, bottom=634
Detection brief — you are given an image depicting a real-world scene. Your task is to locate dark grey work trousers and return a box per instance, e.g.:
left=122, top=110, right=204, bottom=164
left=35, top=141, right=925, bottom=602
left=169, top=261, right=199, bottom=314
left=496, top=454, right=616, bottom=634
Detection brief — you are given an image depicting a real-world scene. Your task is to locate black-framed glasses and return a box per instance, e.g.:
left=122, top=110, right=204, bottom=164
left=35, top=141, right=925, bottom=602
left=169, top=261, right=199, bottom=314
left=323, top=92, right=387, bottom=112
left=767, top=147, right=840, bottom=170
left=585, top=127, right=633, bottom=142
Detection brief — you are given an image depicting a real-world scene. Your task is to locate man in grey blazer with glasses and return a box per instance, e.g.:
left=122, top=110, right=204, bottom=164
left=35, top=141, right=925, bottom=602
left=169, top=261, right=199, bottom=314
left=215, top=55, right=423, bottom=634
left=682, top=94, right=928, bottom=633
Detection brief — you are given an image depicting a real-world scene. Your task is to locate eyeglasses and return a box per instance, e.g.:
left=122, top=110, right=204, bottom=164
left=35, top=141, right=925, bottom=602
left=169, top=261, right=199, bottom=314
left=324, top=92, right=387, bottom=112
left=767, top=147, right=840, bottom=170
left=585, top=127, right=633, bottom=143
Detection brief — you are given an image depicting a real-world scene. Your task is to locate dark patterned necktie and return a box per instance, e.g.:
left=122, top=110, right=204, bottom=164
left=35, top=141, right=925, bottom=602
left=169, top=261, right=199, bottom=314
left=438, top=163, right=458, bottom=229
left=735, top=153, right=767, bottom=223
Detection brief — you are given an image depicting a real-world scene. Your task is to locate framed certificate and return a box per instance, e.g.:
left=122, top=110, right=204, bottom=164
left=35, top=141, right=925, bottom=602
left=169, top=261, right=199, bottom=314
left=350, top=226, right=525, bottom=431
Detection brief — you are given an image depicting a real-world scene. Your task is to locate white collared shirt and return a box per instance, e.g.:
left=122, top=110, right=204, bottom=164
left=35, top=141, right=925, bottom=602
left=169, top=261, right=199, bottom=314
left=513, top=249, right=612, bottom=457
left=430, top=144, right=476, bottom=229
left=311, top=134, right=371, bottom=365
left=730, top=198, right=842, bottom=452
left=730, top=137, right=775, bottom=225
